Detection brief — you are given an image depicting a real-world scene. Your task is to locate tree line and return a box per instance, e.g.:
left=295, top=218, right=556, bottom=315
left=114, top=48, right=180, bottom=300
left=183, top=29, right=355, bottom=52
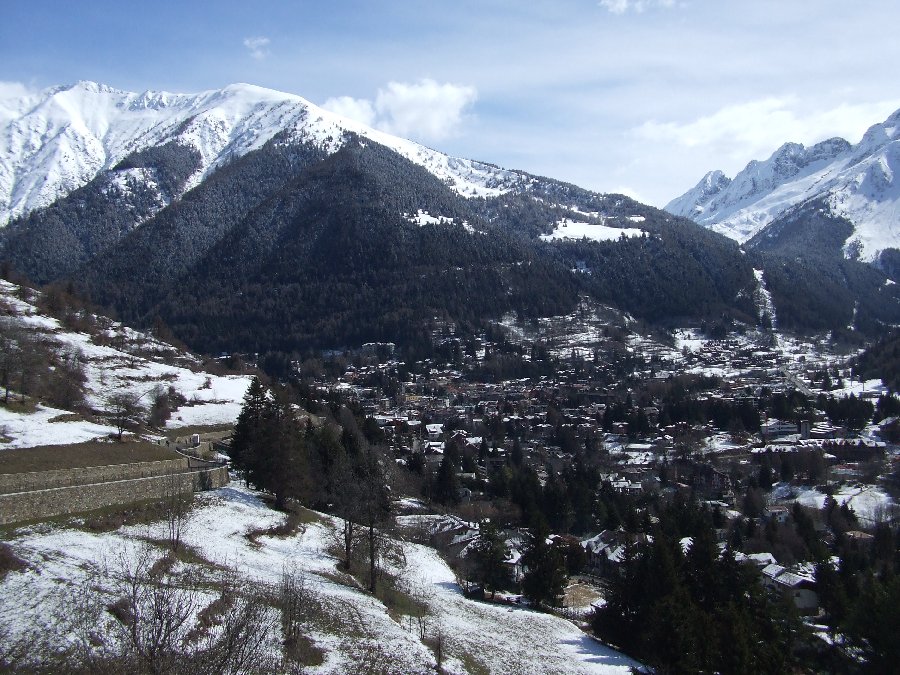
left=228, top=377, right=395, bottom=593
left=590, top=497, right=803, bottom=674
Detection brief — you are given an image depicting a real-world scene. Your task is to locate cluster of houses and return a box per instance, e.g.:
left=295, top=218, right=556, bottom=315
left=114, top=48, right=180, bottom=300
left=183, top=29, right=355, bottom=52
left=305, top=321, right=898, bottom=618
left=412, top=509, right=827, bottom=615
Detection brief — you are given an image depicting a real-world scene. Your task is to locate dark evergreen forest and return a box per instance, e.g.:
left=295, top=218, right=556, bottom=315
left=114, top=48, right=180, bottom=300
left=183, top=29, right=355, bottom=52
left=3, top=134, right=899, bottom=358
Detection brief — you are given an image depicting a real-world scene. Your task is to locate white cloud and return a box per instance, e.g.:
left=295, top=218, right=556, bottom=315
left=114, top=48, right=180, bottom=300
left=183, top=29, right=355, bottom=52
left=633, top=97, right=900, bottom=167
left=599, top=0, right=675, bottom=14
left=599, top=0, right=629, bottom=13
left=243, top=36, right=271, bottom=60
left=321, top=96, right=376, bottom=127
left=0, top=81, right=34, bottom=101
left=322, top=79, right=477, bottom=142
left=374, top=79, right=477, bottom=141
left=0, top=81, right=39, bottom=120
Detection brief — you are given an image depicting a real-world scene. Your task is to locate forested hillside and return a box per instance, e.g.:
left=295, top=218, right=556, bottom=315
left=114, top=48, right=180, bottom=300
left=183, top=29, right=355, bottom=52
left=0, top=142, right=202, bottom=283
left=154, top=141, right=580, bottom=353
left=3, top=129, right=900, bottom=358
left=754, top=252, right=900, bottom=335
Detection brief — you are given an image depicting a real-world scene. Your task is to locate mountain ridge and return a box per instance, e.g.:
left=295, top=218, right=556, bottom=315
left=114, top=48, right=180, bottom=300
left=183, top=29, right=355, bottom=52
left=0, top=80, right=521, bottom=227
left=2, top=81, right=899, bottom=354
left=665, top=108, right=900, bottom=264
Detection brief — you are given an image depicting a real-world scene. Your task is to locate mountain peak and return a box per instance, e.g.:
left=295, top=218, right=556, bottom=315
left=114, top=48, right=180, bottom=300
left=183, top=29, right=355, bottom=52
left=0, top=81, right=519, bottom=226
left=69, top=80, right=117, bottom=93
left=808, top=137, right=852, bottom=161
left=884, top=107, right=900, bottom=134
left=702, top=169, right=729, bottom=186
left=664, top=169, right=730, bottom=217
left=771, top=141, right=805, bottom=158
left=666, top=105, right=900, bottom=261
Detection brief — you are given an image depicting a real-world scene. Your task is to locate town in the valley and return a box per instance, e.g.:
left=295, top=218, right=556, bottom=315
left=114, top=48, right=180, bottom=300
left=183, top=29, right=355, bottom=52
left=1, top=282, right=898, bottom=672
left=302, top=301, right=897, bottom=626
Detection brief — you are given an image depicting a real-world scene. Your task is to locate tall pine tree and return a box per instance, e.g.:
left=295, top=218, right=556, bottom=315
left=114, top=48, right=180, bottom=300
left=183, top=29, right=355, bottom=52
left=521, top=523, right=567, bottom=610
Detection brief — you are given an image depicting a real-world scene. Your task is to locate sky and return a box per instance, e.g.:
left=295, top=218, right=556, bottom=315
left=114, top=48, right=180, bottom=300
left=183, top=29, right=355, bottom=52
left=1, top=0, right=899, bottom=207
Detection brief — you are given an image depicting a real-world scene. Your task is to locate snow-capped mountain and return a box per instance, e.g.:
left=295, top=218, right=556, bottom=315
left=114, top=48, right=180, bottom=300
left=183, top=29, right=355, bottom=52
left=665, top=108, right=900, bottom=263
left=664, top=169, right=732, bottom=221
left=3, top=80, right=899, bottom=350
left=0, top=81, right=522, bottom=226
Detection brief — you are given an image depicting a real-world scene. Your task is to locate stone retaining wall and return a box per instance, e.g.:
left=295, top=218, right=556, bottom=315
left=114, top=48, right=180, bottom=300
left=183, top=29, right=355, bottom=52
left=0, top=458, right=190, bottom=495
left=0, top=466, right=229, bottom=525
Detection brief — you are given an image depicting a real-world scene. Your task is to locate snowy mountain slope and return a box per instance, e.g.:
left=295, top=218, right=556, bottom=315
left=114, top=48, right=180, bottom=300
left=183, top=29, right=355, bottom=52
left=665, top=108, right=900, bottom=262
left=0, top=483, right=642, bottom=673
left=0, top=81, right=521, bottom=226
left=0, top=279, right=251, bottom=447
left=663, top=169, right=732, bottom=221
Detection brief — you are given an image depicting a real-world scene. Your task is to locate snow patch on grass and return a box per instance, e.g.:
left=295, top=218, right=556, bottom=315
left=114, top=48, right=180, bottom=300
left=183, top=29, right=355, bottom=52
left=540, top=220, right=645, bottom=243
left=0, top=483, right=642, bottom=673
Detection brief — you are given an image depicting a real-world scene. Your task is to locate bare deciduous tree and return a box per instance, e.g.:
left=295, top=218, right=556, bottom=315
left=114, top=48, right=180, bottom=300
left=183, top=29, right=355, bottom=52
left=278, top=563, right=309, bottom=668
left=193, top=569, right=278, bottom=675
left=55, top=545, right=280, bottom=675
left=111, top=546, right=199, bottom=674
left=279, top=565, right=306, bottom=641
left=0, top=319, right=41, bottom=405
left=429, top=620, right=447, bottom=673
left=404, top=583, right=432, bottom=641
left=330, top=453, right=364, bottom=572
left=164, top=474, right=191, bottom=554
left=0, top=319, right=20, bottom=405
left=106, top=391, right=146, bottom=441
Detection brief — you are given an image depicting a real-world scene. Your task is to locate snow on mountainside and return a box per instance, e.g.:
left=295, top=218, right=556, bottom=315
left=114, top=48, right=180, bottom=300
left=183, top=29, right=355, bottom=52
left=0, top=81, right=521, bottom=225
left=663, top=169, right=732, bottom=220
left=0, top=483, right=642, bottom=673
left=665, top=108, right=900, bottom=262
left=0, top=279, right=252, bottom=447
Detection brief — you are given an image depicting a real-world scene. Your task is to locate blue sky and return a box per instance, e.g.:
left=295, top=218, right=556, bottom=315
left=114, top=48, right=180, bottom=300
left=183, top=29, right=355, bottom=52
left=2, top=0, right=899, bottom=206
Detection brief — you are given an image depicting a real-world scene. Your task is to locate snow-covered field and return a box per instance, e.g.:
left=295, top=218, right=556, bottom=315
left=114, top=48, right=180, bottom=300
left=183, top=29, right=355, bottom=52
left=0, top=280, right=251, bottom=448
left=829, top=378, right=885, bottom=399
left=673, top=328, right=705, bottom=353
left=794, top=485, right=897, bottom=526
left=539, top=219, right=645, bottom=243
left=404, top=209, right=476, bottom=233
left=0, top=403, right=113, bottom=449
left=0, top=484, right=641, bottom=674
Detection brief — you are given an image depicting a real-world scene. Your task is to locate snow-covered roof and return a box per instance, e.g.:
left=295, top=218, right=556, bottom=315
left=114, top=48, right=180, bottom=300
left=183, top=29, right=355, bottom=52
left=735, top=551, right=777, bottom=567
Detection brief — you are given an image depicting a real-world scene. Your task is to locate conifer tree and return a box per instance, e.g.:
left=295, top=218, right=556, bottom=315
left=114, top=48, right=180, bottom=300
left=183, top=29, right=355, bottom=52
left=521, top=523, right=567, bottom=610
left=229, top=377, right=268, bottom=484
left=260, top=386, right=308, bottom=509
left=230, top=379, right=309, bottom=509
left=433, top=454, right=460, bottom=505
left=846, top=574, right=900, bottom=673
left=471, top=520, right=509, bottom=598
